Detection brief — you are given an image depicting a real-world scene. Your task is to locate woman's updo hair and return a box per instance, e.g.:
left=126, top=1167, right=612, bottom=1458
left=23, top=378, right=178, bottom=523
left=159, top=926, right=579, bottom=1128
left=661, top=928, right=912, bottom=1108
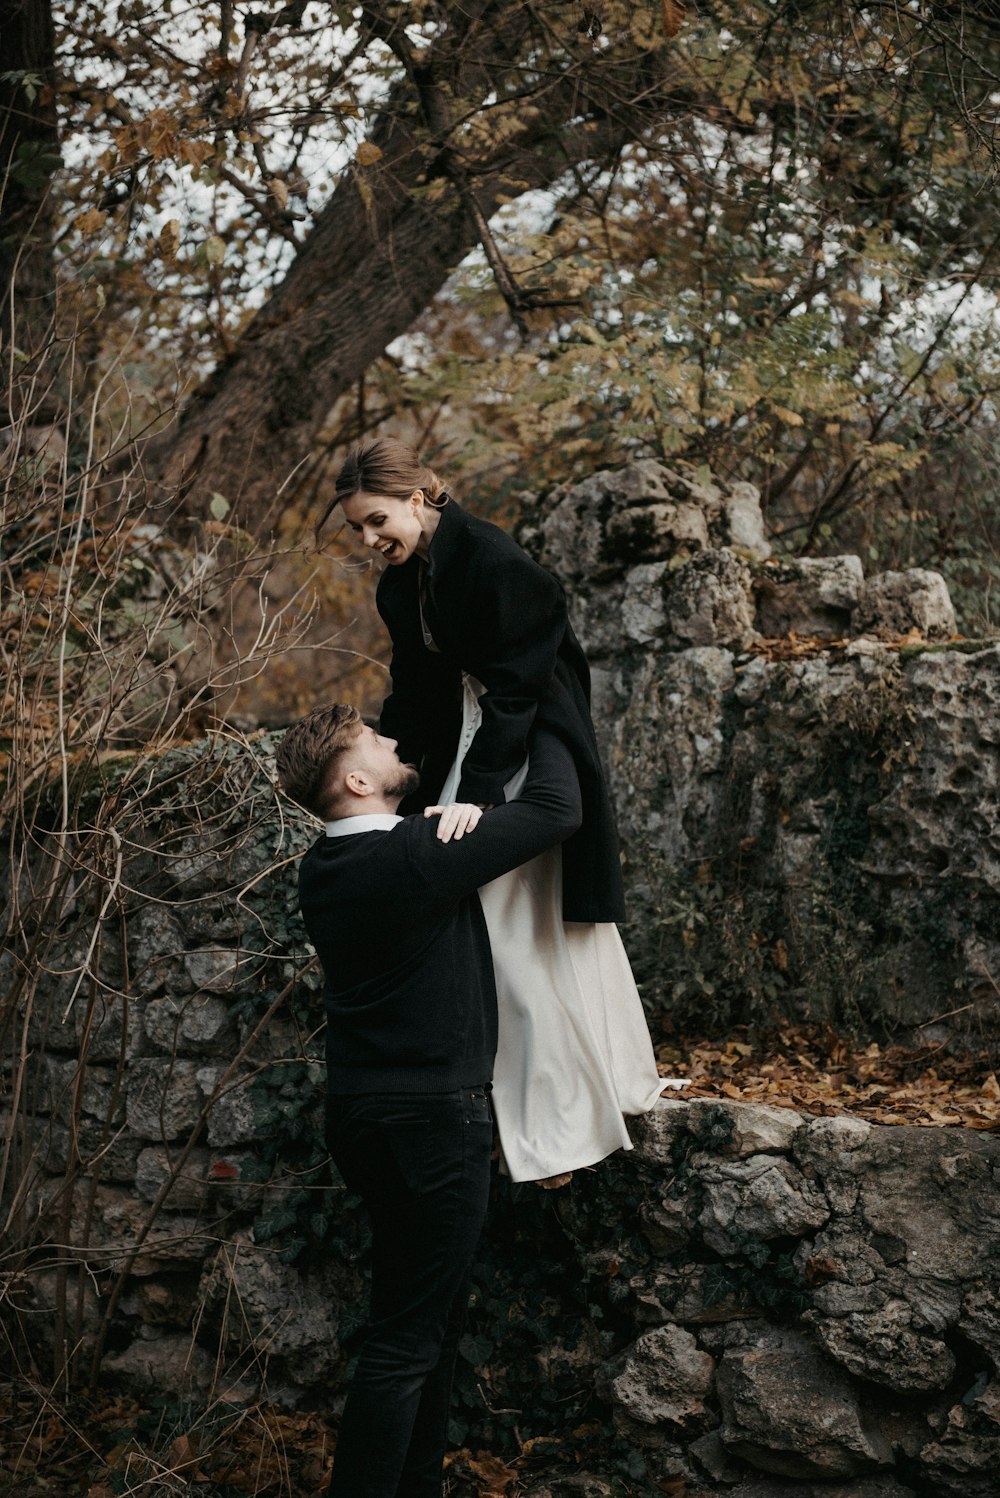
left=320, top=437, right=448, bottom=534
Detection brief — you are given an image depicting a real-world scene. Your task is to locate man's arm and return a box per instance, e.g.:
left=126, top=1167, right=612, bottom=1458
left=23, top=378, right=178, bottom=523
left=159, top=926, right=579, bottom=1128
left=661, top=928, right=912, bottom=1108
left=402, top=728, right=582, bottom=916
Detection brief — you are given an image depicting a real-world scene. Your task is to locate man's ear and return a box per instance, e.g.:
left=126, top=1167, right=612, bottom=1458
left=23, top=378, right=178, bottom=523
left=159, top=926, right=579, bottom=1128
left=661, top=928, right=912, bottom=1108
left=344, top=768, right=375, bottom=799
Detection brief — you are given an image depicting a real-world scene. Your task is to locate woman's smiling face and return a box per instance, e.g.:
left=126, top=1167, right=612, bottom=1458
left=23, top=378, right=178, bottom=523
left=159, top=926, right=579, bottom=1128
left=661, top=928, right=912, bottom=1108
left=340, top=489, right=426, bottom=564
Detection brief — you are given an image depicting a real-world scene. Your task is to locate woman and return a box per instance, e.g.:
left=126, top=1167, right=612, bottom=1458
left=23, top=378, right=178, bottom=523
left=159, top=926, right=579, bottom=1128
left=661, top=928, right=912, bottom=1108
left=324, top=438, right=678, bottom=1183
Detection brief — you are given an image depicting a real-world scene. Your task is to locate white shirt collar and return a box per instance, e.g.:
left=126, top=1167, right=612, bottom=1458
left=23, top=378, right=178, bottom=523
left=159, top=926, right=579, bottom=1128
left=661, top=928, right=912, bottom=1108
left=325, top=812, right=403, bottom=838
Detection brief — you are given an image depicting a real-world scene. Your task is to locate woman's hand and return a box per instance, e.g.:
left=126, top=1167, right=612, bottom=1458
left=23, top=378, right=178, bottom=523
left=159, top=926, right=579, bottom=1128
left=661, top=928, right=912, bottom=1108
left=424, top=802, right=484, bottom=842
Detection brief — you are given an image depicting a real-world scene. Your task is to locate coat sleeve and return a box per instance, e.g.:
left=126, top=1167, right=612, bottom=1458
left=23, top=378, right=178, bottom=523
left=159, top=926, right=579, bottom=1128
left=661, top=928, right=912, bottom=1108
left=378, top=630, right=433, bottom=769
left=456, top=551, right=567, bottom=806
left=375, top=574, right=457, bottom=774
left=406, top=730, right=582, bottom=914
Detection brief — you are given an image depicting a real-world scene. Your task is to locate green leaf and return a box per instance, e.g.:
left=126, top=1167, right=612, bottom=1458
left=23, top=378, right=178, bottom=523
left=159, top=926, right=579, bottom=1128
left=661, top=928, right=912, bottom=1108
left=458, top=1332, right=494, bottom=1364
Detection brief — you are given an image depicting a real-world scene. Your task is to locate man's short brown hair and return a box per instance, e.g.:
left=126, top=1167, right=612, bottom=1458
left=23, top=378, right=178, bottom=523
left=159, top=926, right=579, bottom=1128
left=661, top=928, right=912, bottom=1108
left=275, top=703, right=364, bottom=818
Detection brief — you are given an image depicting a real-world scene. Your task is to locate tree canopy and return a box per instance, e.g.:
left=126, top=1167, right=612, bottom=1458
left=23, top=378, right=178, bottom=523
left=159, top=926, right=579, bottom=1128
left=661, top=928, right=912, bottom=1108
left=2, top=0, right=1000, bottom=727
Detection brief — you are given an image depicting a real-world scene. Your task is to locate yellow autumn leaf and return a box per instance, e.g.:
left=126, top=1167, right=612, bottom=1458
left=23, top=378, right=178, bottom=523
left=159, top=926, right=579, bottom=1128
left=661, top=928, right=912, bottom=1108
left=772, top=405, right=804, bottom=426
left=268, top=178, right=289, bottom=210
left=356, top=141, right=383, bottom=167
left=76, top=207, right=106, bottom=235
left=834, top=288, right=869, bottom=308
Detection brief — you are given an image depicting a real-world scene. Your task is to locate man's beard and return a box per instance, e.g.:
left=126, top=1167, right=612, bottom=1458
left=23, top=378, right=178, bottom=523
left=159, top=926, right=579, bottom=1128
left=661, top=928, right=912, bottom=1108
left=384, top=763, right=421, bottom=801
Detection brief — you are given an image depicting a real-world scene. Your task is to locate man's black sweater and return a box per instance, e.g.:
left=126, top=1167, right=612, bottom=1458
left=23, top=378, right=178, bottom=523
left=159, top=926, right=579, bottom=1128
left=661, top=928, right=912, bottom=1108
left=297, top=730, right=582, bottom=1094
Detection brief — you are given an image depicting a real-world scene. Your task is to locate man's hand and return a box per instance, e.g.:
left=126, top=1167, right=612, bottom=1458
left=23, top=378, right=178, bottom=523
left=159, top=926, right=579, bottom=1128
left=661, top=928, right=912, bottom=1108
left=423, top=803, right=484, bottom=843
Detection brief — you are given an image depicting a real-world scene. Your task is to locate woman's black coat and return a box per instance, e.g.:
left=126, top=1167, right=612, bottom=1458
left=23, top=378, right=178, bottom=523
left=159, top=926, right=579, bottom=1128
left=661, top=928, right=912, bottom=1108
left=375, top=499, right=625, bottom=924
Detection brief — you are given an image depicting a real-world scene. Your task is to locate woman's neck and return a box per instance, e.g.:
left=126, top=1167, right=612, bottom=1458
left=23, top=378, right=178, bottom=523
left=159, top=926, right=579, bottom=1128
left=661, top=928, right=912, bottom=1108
left=415, top=502, right=444, bottom=559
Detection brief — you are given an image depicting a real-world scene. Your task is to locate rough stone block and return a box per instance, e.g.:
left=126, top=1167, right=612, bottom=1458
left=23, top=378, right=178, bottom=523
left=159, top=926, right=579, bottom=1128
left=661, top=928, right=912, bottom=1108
left=602, top=1323, right=714, bottom=1430
left=665, top=550, right=758, bottom=648
left=699, top=1154, right=830, bottom=1251
left=723, top=482, right=771, bottom=558
left=521, top=472, right=617, bottom=583
left=126, top=1058, right=209, bottom=1141
left=854, top=569, right=957, bottom=639
left=204, top=1070, right=259, bottom=1148
left=918, top=1381, right=1000, bottom=1498
left=717, top=1328, right=893, bottom=1478
left=606, top=502, right=709, bottom=564
left=135, top=1145, right=213, bottom=1211
left=122, top=1275, right=205, bottom=1329
left=102, top=1333, right=217, bottom=1396
left=857, top=1131, right=998, bottom=1282
left=72, top=994, right=143, bottom=1065
left=960, top=1285, right=1000, bottom=1365
left=144, top=992, right=236, bottom=1056
left=198, top=1234, right=349, bottom=1385
left=183, top=945, right=247, bottom=993
left=127, top=905, right=191, bottom=996
left=638, top=1195, right=696, bottom=1257
left=728, top=1480, right=917, bottom=1498
left=614, top=459, right=678, bottom=504
left=47, top=1058, right=127, bottom=1126
left=755, top=555, right=864, bottom=637
left=811, top=1301, right=956, bottom=1392
left=692, top=1098, right=805, bottom=1157
left=16, top=1267, right=102, bottom=1361
left=46, top=1117, right=143, bottom=1182
left=688, top=1428, right=745, bottom=1484
left=44, top=1181, right=217, bottom=1273
left=621, top=562, right=670, bottom=645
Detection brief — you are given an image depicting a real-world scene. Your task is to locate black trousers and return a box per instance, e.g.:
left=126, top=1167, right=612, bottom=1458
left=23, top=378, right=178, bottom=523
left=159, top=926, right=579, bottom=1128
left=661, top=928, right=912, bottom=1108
left=325, top=1084, right=494, bottom=1498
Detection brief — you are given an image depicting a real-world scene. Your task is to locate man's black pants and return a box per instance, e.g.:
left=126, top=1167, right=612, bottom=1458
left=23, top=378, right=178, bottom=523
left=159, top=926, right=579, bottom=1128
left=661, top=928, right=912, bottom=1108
left=325, top=1085, right=494, bottom=1498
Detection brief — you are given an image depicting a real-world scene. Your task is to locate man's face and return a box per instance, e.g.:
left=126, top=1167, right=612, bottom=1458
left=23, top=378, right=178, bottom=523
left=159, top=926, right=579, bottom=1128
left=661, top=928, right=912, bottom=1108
left=351, top=724, right=420, bottom=800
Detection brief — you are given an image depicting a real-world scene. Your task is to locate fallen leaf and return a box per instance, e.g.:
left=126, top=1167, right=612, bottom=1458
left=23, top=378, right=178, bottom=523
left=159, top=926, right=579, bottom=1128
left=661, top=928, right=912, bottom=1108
left=803, top=1254, right=839, bottom=1285
left=169, top=1433, right=200, bottom=1470
left=662, top=0, right=686, bottom=38
left=467, top=1449, right=517, bottom=1492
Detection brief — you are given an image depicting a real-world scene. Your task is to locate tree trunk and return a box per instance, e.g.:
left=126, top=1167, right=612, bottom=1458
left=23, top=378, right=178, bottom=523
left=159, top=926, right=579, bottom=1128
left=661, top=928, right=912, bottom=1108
left=0, top=0, right=60, bottom=408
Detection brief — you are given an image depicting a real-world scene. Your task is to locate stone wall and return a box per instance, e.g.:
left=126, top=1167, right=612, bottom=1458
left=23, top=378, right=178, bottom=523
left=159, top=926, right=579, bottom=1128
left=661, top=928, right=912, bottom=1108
left=1, top=737, right=341, bottom=1399
left=591, top=1097, right=1000, bottom=1498
left=519, top=460, right=1000, bottom=1042
left=3, top=463, right=1000, bottom=1493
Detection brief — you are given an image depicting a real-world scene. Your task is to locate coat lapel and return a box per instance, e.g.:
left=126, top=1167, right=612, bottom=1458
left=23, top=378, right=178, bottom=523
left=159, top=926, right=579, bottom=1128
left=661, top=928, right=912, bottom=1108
left=422, top=500, right=468, bottom=646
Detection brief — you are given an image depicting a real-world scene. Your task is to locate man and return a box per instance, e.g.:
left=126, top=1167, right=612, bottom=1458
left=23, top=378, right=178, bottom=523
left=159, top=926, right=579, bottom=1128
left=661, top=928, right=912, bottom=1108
left=275, top=705, right=581, bottom=1498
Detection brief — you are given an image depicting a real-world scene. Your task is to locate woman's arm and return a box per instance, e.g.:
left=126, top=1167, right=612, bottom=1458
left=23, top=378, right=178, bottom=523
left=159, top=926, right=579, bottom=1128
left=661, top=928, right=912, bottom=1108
left=456, top=552, right=568, bottom=806
left=378, top=632, right=434, bottom=767
left=376, top=572, right=460, bottom=779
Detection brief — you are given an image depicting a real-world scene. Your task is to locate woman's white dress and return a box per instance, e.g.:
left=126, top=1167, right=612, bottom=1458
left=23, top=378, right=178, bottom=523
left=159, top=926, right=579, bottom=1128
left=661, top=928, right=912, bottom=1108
left=439, top=675, right=676, bottom=1183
